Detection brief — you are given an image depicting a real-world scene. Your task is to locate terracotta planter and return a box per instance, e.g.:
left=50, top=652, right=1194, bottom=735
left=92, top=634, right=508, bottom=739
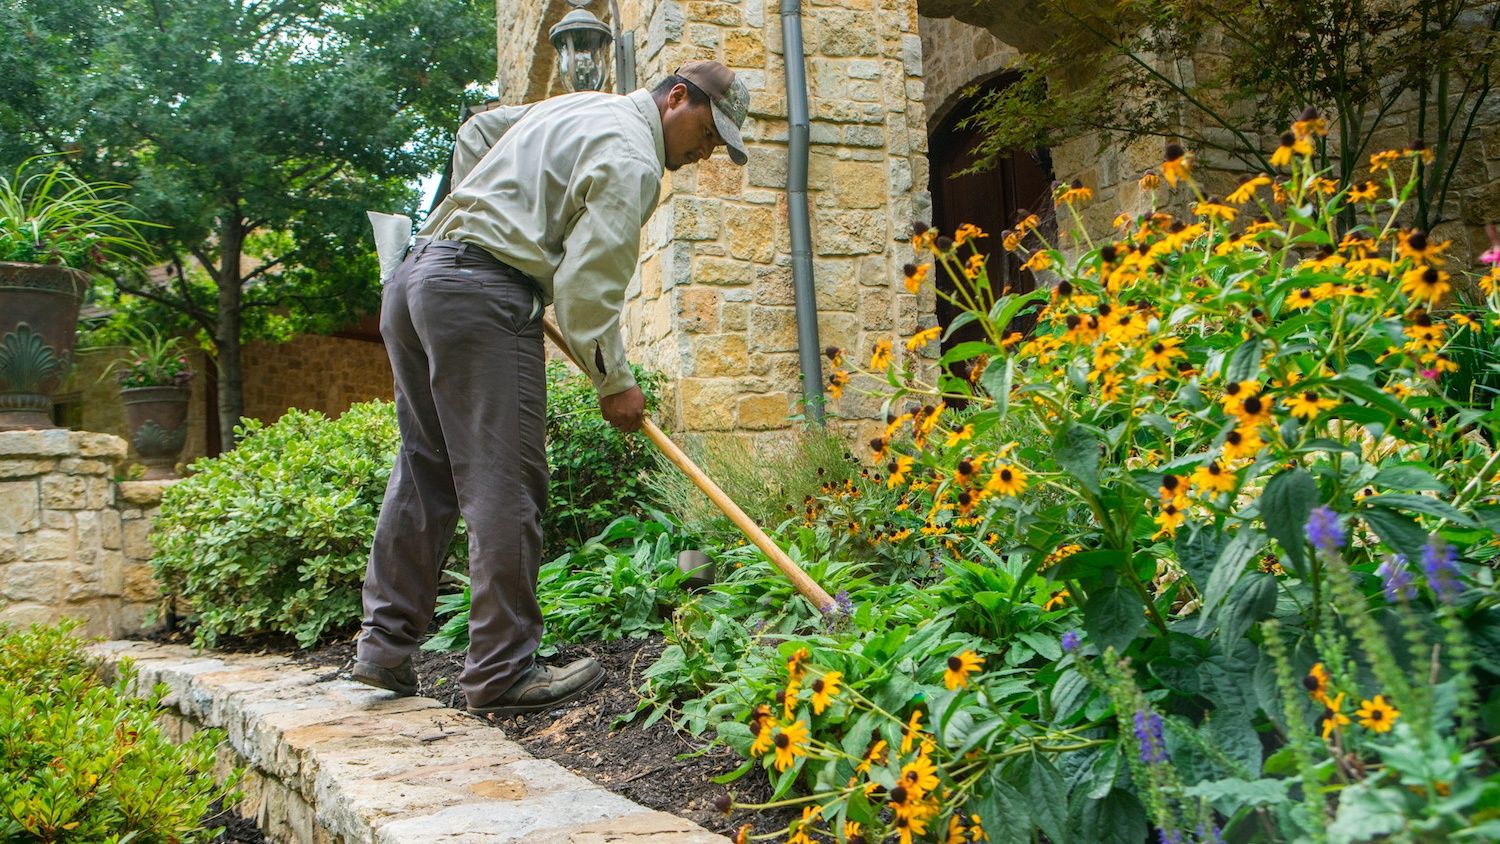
left=0, top=261, right=91, bottom=430
left=122, top=385, right=190, bottom=479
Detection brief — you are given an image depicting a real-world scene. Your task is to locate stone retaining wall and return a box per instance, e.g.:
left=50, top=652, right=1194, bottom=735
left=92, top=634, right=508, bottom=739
left=95, top=641, right=727, bottom=844
left=0, top=429, right=168, bottom=636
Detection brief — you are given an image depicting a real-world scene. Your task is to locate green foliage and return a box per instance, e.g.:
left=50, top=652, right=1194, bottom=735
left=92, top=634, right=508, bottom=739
left=964, top=0, right=1498, bottom=232
left=0, top=156, right=155, bottom=270
left=151, top=400, right=426, bottom=648
left=0, top=621, right=240, bottom=842
left=0, top=0, right=497, bottom=439
left=544, top=361, right=663, bottom=557
left=96, top=323, right=195, bottom=389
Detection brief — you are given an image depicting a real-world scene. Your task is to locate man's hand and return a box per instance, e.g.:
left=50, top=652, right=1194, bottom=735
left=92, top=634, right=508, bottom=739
left=599, top=385, right=645, bottom=433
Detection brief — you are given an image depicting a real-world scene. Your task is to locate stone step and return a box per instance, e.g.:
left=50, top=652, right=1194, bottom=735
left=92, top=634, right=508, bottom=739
left=93, top=640, right=729, bottom=844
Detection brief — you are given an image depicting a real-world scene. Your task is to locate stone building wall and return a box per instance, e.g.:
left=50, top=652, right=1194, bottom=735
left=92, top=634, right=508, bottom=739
left=495, top=0, right=936, bottom=448
left=0, top=429, right=166, bottom=637
left=917, top=15, right=1016, bottom=131
left=241, top=335, right=393, bottom=426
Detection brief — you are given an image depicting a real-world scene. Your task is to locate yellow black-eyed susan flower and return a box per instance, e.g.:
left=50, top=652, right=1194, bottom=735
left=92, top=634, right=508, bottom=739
left=902, top=754, right=940, bottom=797
left=1227, top=174, right=1271, bottom=204
left=1230, top=393, right=1274, bottom=425
left=945, top=424, right=974, bottom=447
left=1154, top=500, right=1185, bottom=537
left=1139, top=169, right=1162, bottom=191
left=1221, top=426, right=1264, bottom=462
left=1055, top=178, right=1093, bottom=206
left=903, top=262, right=931, bottom=294
left=1044, top=588, right=1070, bottom=611
left=828, top=369, right=849, bottom=399
left=1407, top=138, right=1436, bottom=164
left=870, top=339, right=893, bottom=371
left=1270, top=131, right=1309, bottom=167
left=1286, top=391, right=1337, bottom=420
left=1369, top=149, right=1401, bottom=171
left=907, top=324, right=941, bottom=351
left=1190, top=460, right=1237, bottom=496
left=1400, top=265, right=1451, bottom=304
left=900, top=709, right=924, bottom=754
left=771, top=719, right=809, bottom=771
left=787, top=647, right=810, bottom=680
left=1162, top=143, right=1190, bottom=186
left=944, top=650, right=985, bottom=690
left=1141, top=336, right=1186, bottom=370
left=810, top=671, right=841, bottom=714
left=1303, top=662, right=1330, bottom=703
left=1320, top=692, right=1350, bottom=740
left=1347, top=181, right=1380, bottom=203
left=869, top=436, right=888, bottom=462
left=1356, top=695, right=1399, bottom=733
left=954, top=222, right=987, bottom=247
left=1292, top=106, right=1328, bottom=139
left=1193, top=197, right=1237, bottom=222
left=985, top=464, right=1028, bottom=497
left=887, top=455, right=914, bottom=489
left=1158, top=472, right=1185, bottom=503
left=1022, top=250, right=1054, bottom=272
left=1287, top=287, right=1319, bottom=309
left=1397, top=229, right=1449, bottom=266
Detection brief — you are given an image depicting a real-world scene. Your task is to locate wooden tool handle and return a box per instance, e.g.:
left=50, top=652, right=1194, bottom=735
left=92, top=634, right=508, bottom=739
left=541, top=317, right=836, bottom=612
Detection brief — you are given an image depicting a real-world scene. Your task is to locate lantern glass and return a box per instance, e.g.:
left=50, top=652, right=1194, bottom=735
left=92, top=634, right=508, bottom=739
left=553, top=27, right=611, bottom=92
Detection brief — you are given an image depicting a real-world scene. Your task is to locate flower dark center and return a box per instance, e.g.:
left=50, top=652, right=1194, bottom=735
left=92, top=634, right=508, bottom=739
left=1000, top=469, right=1014, bottom=482
left=1243, top=396, right=1263, bottom=414
left=948, top=656, right=962, bottom=671
left=1152, top=342, right=1166, bottom=354
left=1304, top=391, right=1319, bottom=402
left=1422, top=267, right=1439, bottom=284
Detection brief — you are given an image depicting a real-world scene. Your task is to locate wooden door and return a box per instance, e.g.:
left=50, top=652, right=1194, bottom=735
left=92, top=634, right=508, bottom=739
left=928, top=75, right=1056, bottom=347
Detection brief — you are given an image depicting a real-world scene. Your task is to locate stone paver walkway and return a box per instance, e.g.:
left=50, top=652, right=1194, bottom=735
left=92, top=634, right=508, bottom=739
left=93, top=640, right=728, bottom=844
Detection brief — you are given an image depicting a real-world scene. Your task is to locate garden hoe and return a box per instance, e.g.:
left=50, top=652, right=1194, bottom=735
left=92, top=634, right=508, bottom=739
left=540, top=317, right=837, bottom=614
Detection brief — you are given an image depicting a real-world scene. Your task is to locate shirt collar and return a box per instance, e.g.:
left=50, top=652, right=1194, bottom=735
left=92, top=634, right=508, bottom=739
left=627, top=89, right=666, bottom=171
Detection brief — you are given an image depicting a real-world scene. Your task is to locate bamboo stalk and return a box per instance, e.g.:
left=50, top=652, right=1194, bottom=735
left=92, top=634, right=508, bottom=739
left=541, top=317, right=836, bottom=612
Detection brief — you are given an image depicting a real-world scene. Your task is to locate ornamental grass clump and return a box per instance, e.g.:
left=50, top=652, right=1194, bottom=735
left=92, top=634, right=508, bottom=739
left=725, top=114, right=1500, bottom=841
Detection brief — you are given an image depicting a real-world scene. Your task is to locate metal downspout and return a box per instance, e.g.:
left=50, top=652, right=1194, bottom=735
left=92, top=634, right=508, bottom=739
left=780, top=0, right=824, bottom=423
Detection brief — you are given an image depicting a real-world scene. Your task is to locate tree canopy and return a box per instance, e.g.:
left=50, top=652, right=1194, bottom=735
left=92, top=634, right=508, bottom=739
left=0, top=0, right=496, bottom=446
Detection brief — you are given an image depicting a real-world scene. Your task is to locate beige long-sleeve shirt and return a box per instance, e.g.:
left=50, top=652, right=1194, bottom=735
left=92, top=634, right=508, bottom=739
left=418, top=89, right=665, bottom=397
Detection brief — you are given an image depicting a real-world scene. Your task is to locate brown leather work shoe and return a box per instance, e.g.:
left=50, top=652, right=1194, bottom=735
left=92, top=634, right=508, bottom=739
left=467, top=657, right=606, bottom=717
left=351, top=657, right=417, bottom=696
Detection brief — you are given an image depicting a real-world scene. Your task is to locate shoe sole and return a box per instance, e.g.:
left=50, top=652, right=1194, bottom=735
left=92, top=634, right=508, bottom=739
left=351, top=662, right=417, bottom=697
left=467, top=668, right=607, bottom=717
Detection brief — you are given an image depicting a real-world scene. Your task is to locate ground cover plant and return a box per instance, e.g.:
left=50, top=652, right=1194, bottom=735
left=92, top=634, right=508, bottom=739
left=0, top=620, right=241, bottom=842
left=706, top=125, right=1500, bottom=841
left=151, top=363, right=660, bottom=648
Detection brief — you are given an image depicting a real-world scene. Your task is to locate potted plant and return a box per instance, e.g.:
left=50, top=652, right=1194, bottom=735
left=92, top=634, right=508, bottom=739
left=0, top=157, right=155, bottom=430
left=110, top=326, right=195, bottom=479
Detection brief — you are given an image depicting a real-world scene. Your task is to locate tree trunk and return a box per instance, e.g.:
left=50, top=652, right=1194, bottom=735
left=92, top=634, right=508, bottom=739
left=214, top=210, right=246, bottom=451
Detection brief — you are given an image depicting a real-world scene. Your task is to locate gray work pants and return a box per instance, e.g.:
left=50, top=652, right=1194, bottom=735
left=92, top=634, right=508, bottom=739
left=357, top=238, right=547, bottom=707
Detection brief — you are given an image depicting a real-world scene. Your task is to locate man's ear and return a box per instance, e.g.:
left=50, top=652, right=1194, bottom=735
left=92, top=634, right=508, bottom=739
left=668, top=83, right=688, bottom=109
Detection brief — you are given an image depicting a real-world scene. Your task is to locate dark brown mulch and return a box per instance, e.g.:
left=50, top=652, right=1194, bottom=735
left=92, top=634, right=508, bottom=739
left=290, top=634, right=796, bottom=839
left=203, top=797, right=267, bottom=843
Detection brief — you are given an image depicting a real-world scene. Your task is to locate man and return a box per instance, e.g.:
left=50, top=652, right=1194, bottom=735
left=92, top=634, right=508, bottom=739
left=352, top=61, right=750, bottom=716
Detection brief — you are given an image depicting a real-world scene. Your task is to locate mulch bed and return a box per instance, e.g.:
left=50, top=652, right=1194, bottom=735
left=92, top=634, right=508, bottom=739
left=203, top=796, right=267, bottom=843
left=294, top=634, right=795, bottom=839
left=153, top=627, right=794, bottom=839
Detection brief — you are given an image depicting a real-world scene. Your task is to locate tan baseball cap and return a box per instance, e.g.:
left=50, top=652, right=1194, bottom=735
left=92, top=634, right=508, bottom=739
left=676, top=60, right=750, bottom=166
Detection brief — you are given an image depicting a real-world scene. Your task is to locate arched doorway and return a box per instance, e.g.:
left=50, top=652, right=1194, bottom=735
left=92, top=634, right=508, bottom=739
left=928, top=74, right=1056, bottom=346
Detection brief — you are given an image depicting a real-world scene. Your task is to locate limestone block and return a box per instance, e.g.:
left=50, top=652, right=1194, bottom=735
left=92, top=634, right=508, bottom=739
left=691, top=335, right=748, bottom=377
left=40, top=475, right=88, bottom=510
left=725, top=205, right=776, bottom=262
left=21, top=529, right=72, bottom=562
left=544, top=811, right=729, bottom=842
left=814, top=209, right=888, bottom=255
left=100, top=548, right=125, bottom=595
left=118, top=479, right=172, bottom=506
left=0, top=429, right=73, bottom=458
left=747, top=306, right=799, bottom=353
left=811, top=99, right=885, bottom=124
left=677, top=287, right=720, bottom=334
left=672, top=197, right=722, bottom=241
left=676, top=379, right=737, bottom=431
left=99, top=512, right=122, bottom=551
left=859, top=291, right=896, bottom=331
left=691, top=256, right=755, bottom=285
left=721, top=301, right=749, bottom=331
left=830, top=160, right=888, bottom=208
left=58, top=458, right=110, bottom=475
left=1, top=561, right=68, bottom=603
left=844, top=125, right=887, bottom=148
left=0, top=460, right=57, bottom=480
left=42, top=510, right=72, bottom=531
left=753, top=264, right=795, bottom=306
left=0, top=603, right=54, bottom=628
left=685, top=23, right=720, bottom=48
left=77, top=432, right=128, bottom=460
left=123, top=517, right=154, bottom=561
left=118, top=601, right=161, bottom=636
left=86, top=478, right=112, bottom=509
left=724, top=30, right=765, bottom=67
left=812, top=258, right=860, bottom=311
left=746, top=148, right=787, bottom=189
left=813, top=10, right=878, bottom=55
left=697, top=158, right=743, bottom=196
left=686, top=1, right=740, bottom=25
left=0, top=536, right=16, bottom=564
left=737, top=392, right=793, bottom=430
left=65, top=561, right=101, bottom=602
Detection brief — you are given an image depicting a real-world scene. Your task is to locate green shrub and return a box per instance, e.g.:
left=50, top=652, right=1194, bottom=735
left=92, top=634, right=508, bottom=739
left=0, top=621, right=239, bottom=843
left=155, top=363, right=662, bottom=649
left=544, top=361, right=662, bottom=556
left=151, top=400, right=416, bottom=648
